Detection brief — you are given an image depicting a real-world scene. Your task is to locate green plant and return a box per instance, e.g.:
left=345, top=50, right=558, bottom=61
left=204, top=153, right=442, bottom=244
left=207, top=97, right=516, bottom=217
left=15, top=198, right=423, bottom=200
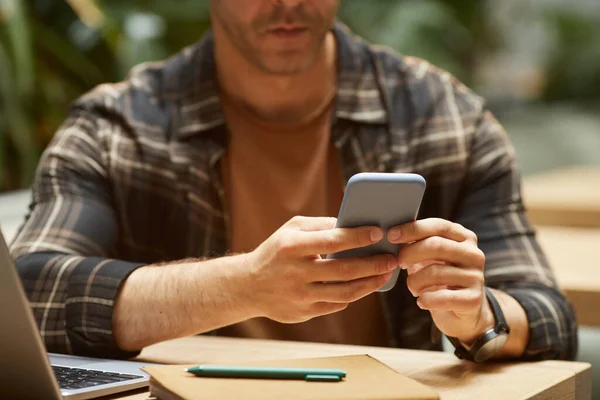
left=541, top=9, right=600, bottom=102
left=0, top=0, right=38, bottom=189
left=338, top=0, right=501, bottom=84
left=0, top=0, right=211, bottom=191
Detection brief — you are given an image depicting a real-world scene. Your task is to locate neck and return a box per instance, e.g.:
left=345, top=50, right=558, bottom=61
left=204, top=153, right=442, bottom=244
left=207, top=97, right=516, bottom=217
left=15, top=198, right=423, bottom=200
left=214, top=30, right=337, bottom=125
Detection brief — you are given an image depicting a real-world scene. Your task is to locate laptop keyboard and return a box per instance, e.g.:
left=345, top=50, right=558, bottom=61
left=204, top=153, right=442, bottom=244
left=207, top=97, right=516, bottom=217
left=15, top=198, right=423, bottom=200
left=52, top=365, right=143, bottom=390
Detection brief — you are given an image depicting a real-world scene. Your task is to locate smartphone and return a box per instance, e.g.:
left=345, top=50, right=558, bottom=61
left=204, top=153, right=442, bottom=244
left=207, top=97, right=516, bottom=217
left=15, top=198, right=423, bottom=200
left=327, top=172, right=426, bottom=292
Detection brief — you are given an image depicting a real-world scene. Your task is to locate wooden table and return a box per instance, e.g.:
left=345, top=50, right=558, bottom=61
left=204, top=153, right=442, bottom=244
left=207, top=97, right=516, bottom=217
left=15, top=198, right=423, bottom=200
left=536, top=226, right=600, bottom=327
left=523, top=167, right=600, bottom=227
left=110, top=336, right=590, bottom=400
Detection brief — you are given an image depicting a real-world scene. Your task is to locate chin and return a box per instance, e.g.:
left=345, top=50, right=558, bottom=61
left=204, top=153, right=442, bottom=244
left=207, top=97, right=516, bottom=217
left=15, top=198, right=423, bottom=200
left=263, top=65, right=312, bottom=76
left=259, top=54, right=319, bottom=76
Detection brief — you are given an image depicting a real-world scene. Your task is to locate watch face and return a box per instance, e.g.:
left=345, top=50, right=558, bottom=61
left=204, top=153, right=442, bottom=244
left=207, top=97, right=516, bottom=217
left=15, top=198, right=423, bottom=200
left=474, top=333, right=509, bottom=363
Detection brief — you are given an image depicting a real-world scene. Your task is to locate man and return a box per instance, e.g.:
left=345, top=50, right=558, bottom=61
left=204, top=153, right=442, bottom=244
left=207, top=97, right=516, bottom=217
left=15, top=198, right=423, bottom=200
left=11, top=0, right=576, bottom=361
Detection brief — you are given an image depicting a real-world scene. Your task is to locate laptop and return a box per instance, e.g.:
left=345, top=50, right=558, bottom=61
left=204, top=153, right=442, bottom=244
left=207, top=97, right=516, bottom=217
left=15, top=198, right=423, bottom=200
left=0, top=229, right=151, bottom=399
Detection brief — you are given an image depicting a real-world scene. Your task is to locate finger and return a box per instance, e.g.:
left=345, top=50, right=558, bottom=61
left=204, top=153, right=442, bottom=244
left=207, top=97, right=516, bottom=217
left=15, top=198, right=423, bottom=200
left=387, top=218, right=477, bottom=244
left=312, top=254, right=397, bottom=282
left=406, top=264, right=483, bottom=297
left=284, top=216, right=338, bottom=231
left=405, top=259, right=442, bottom=275
left=417, top=288, right=484, bottom=313
left=311, top=271, right=393, bottom=303
left=290, top=225, right=384, bottom=256
left=397, top=237, right=485, bottom=269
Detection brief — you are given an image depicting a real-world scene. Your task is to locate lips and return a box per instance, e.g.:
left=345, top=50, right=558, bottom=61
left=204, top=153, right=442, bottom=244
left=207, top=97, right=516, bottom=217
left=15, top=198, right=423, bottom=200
left=266, top=26, right=308, bottom=38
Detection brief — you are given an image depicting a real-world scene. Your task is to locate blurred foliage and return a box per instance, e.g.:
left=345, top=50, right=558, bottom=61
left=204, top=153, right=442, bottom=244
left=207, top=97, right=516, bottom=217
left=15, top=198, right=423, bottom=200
left=338, top=0, right=501, bottom=83
left=0, top=0, right=599, bottom=191
left=541, top=9, right=600, bottom=102
left=0, top=0, right=212, bottom=190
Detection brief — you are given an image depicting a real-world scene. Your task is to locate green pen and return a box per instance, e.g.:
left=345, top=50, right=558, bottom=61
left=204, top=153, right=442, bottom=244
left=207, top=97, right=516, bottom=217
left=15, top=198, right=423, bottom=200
left=186, top=365, right=346, bottom=382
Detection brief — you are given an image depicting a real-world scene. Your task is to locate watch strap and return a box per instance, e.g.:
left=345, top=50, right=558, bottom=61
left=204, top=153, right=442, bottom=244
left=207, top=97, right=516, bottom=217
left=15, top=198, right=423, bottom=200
left=447, top=335, right=471, bottom=360
left=484, top=286, right=510, bottom=334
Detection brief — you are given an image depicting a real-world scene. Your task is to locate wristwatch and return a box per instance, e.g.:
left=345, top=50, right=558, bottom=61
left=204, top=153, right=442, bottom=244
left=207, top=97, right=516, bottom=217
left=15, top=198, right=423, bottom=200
left=447, top=287, right=510, bottom=362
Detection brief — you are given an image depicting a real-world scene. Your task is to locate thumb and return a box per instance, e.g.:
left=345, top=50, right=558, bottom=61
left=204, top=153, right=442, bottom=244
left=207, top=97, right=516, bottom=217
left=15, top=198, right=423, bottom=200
left=285, top=216, right=338, bottom=232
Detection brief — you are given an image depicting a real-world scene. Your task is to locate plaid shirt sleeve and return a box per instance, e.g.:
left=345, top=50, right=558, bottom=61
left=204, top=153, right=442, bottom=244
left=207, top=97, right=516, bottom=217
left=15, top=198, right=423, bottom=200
left=453, top=106, right=578, bottom=360
left=10, top=109, right=145, bottom=358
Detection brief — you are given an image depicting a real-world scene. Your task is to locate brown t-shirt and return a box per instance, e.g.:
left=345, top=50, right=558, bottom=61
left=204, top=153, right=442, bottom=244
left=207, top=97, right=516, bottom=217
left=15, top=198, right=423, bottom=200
left=218, top=94, right=389, bottom=346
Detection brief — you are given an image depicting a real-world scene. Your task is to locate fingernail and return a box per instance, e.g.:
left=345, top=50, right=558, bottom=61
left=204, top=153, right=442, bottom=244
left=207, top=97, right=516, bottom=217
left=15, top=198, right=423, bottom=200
left=388, top=258, right=398, bottom=271
left=370, top=228, right=384, bottom=242
left=397, top=258, right=407, bottom=269
left=388, top=228, right=401, bottom=242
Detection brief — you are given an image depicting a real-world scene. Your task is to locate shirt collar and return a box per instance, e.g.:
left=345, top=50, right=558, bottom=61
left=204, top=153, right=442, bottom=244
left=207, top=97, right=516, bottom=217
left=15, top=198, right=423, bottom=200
left=170, top=22, right=388, bottom=140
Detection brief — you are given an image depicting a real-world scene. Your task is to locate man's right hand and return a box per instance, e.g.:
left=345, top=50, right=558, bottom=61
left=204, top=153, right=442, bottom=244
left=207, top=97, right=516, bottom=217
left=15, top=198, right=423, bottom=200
left=244, top=216, right=397, bottom=323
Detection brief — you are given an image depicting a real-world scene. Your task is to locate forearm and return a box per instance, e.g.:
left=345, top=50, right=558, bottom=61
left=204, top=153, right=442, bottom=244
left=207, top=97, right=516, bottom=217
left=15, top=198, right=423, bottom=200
left=448, top=105, right=576, bottom=361
left=502, top=285, right=578, bottom=360
left=490, top=289, right=529, bottom=359
left=453, top=288, right=528, bottom=359
left=460, top=285, right=580, bottom=361
left=14, top=252, right=144, bottom=357
left=112, top=253, right=257, bottom=352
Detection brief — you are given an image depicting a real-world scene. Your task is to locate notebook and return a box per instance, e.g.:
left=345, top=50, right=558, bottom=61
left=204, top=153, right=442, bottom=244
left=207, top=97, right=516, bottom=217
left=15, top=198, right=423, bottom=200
left=142, top=354, right=439, bottom=400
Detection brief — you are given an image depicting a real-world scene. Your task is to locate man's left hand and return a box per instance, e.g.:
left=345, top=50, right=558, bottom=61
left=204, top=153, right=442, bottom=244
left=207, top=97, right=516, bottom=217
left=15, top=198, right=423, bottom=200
left=387, top=218, right=495, bottom=344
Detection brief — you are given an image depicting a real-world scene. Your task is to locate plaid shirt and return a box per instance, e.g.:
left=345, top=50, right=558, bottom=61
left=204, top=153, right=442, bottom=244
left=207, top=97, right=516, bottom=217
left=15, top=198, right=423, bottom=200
left=10, top=23, right=577, bottom=360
